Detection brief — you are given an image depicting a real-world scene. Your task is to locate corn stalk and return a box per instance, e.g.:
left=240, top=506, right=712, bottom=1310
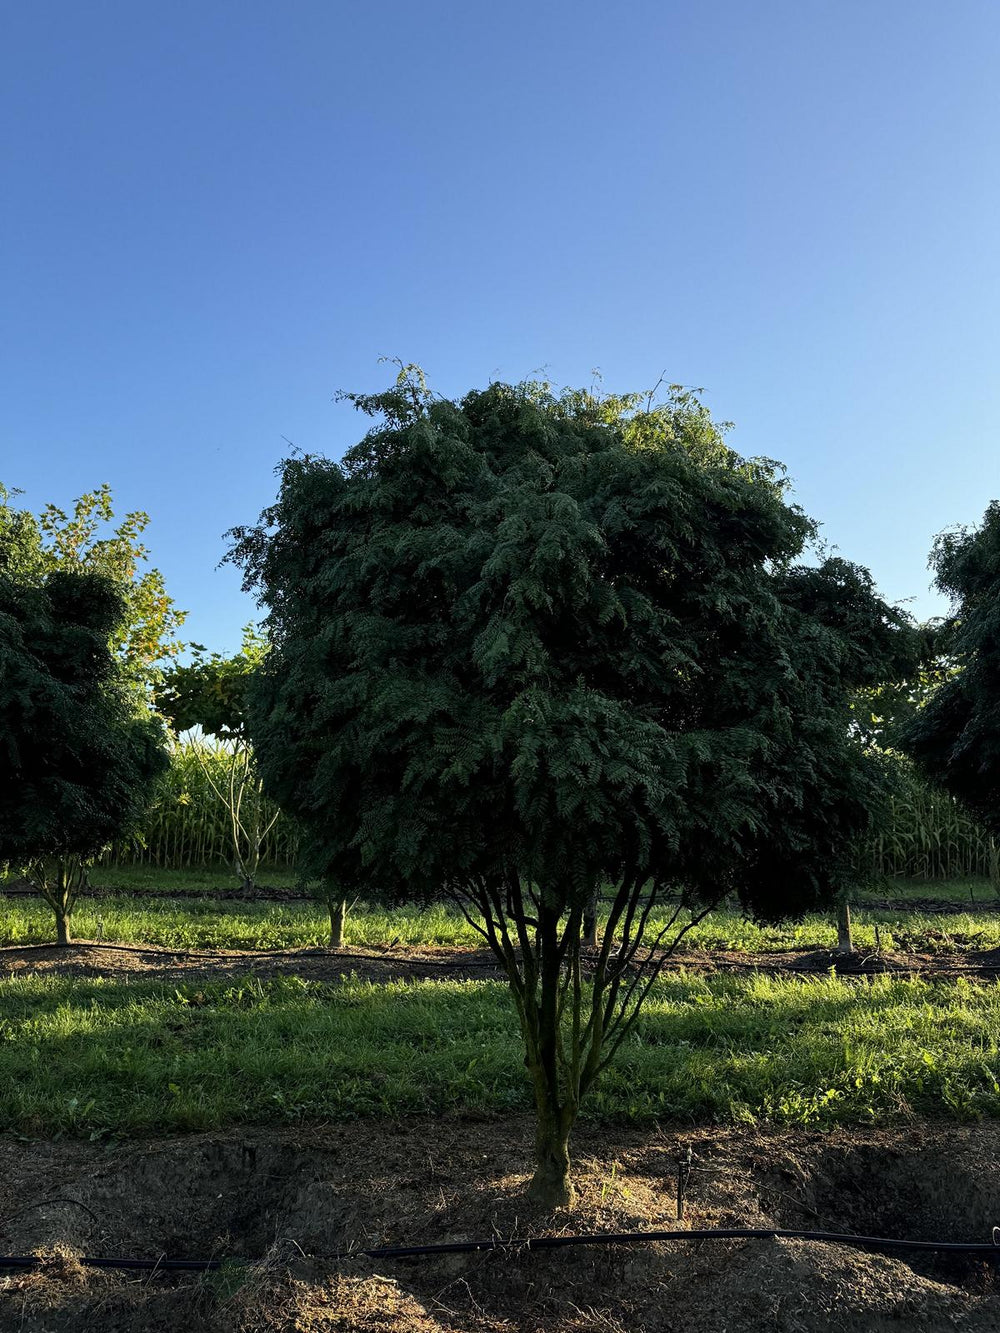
left=102, top=740, right=297, bottom=872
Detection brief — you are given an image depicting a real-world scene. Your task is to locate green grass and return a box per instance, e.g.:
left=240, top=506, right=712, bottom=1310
left=0, top=895, right=475, bottom=950
left=857, top=876, right=999, bottom=907
left=1, top=971, right=999, bottom=1136
left=2, top=886, right=1000, bottom=953
left=689, top=907, right=1000, bottom=954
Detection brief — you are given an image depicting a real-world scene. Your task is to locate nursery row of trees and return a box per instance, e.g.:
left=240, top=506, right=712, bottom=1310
left=2, top=372, right=1000, bottom=1203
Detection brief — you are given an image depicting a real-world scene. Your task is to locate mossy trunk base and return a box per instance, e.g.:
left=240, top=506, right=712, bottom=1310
left=528, top=1116, right=574, bottom=1209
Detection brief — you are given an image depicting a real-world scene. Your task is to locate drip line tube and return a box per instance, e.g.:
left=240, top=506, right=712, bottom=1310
left=3, top=1224, right=1000, bottom=1272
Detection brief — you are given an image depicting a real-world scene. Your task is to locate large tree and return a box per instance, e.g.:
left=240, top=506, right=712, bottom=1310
left=904, top=502, right=1000, bottom=841
left=0, top=568, right=169, bottom=943
left=230, top=374, right=917, bottom=1207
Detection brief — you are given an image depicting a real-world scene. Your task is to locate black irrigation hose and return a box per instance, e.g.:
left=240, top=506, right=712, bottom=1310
left=4, top=1225, right=1000, bottom=1273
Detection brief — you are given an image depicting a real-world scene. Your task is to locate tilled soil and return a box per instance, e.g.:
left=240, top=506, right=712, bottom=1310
left=1, top=1120, right=999, bottom=1331
left=4, top=939, right=1000, bottom=986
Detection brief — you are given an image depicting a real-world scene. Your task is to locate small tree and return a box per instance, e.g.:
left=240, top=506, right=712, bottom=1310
left=156, top=626, right=285, bottom=892
left=904, top=503, right=1000, bottom=868
left=0, top=569, right=169, bottom=943
left=230, top=374, right=917, bottom=1206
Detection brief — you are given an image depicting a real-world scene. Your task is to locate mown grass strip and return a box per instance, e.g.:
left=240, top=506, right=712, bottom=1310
left=1, top=972, right=999, bottom=1136
left=2, top=890, right=999, bottom=954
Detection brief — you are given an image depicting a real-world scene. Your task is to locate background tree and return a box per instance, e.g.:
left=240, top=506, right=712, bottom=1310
left=156, top=626, right=286, bottom=893
left=850, top=621, right=953, bottom=752
left=904, top=503, right=1000, bottom=873
left=0, top=568, right=169, bottom=943
left=230, top=373, right=918, bottom=1207
left=0, top=483, right=186, bottom=692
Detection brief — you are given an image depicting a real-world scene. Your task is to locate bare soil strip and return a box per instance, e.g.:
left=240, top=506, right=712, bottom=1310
left=2, top=1119, right=998, bottom=1331
left=3, top=940, right=1000, bottom=986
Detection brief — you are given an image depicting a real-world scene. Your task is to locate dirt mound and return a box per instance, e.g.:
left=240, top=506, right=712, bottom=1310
left=1, top=1120, right=999, bottom=1331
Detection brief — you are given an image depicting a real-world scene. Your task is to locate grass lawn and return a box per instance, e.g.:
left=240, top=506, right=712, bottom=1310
left=857, top=876, right=999, bottom=907
left=2, top=888, right=1000, bottom=954
left=1, top=970, right=999, bottom=1136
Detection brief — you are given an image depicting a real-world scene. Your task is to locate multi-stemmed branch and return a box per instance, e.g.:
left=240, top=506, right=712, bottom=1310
left=26, top=857, right=90, bottom=946
left=450, top=873, right=723, bottom=1206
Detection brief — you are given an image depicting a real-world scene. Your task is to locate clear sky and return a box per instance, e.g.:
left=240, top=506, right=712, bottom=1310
left=2, top=0, right=997, bottom=653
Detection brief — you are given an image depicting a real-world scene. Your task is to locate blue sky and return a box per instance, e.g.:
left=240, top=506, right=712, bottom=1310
left=2, top=0, right=997, bottom=653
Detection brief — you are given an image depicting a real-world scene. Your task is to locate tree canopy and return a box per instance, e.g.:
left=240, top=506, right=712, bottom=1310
left=230, top=374, right=919, bottom=1204
left=156, top=624, right=268, bottom=741
left=903, top=502, right=1000, bottom=836
left=233, top=378, right=916, bottom=915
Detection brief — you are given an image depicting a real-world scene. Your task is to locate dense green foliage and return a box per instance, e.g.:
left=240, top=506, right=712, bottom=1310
left=85, top=740, right=995, bottom=882
left=847, top=613, right=943, bottom=744
left=0, top=567, right=169, bottom=940
left=231, top=374, right=919, bottom=1203
left=905, top=503, right=1000, bottom=839
left=860, top=757, right=995, bottom=881
left=233, top=377, right=917, bottom=916
left=156, top=624, right=267, bottom=740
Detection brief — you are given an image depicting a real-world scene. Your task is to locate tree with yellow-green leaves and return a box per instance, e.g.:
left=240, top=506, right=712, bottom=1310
left=0, top=482, right=186, bottom=693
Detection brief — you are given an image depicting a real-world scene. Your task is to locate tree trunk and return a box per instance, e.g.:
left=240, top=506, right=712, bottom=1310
left=328, top=896, right=347, bottom=949
left=55, top=902, right=72, bottom=947
left=583, top=911, right=598, bottom=950
left=583, top=884, right=599, bottom=949
left=836, top=897, right=854, bottom=954
left=528, top=1106, right=574, bottom=1208
left=524, top=899, right=578, bottom=1208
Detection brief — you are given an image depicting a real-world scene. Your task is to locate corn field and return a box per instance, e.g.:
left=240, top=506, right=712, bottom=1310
left=104, top=742, right=298, bottom=871
left=106, top=744, right=995, bottom=883
left=859, top=775, right=997, bottom=882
